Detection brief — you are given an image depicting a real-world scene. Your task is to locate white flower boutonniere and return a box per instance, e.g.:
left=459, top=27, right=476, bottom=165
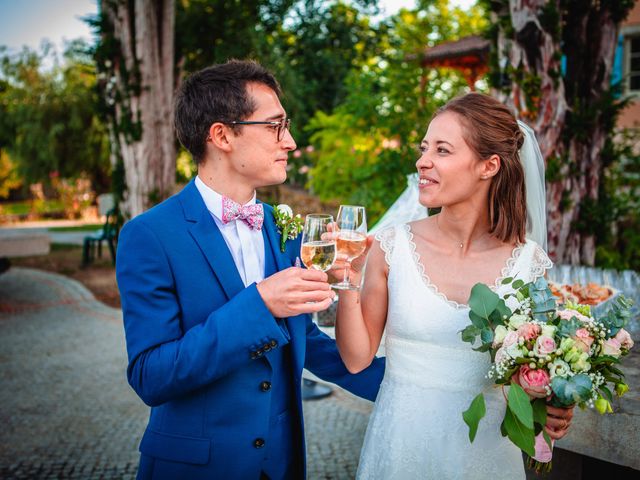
left=273, top=204, right=303, bottom=252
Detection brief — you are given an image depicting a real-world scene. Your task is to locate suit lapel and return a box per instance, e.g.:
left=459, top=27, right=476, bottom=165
left=261, top=204, right=305, bottom=373
left=261, top=205, right=295, bottom=273
left=180, top=181, right=245, bottom=300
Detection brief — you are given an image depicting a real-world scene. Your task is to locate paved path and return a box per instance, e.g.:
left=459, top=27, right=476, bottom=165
left=0, top=267, right=372, bottom=479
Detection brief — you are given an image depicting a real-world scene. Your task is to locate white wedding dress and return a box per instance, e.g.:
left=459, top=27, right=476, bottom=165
left=356, top=224, right=553, bottom=480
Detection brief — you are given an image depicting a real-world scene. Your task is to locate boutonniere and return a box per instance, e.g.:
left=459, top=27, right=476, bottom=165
left=273, top=204, right=303, bottom=252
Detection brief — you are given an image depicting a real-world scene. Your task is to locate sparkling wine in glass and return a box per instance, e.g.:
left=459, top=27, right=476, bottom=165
left=300, top=214, right=336, bottom=272
left=332, top=205, right=367, bottom=290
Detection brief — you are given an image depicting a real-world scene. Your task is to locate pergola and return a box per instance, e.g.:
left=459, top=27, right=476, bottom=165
left=416, top=35, right=490, bottom=101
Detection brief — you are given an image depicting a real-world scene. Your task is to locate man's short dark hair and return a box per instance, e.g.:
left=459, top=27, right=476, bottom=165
left=174, top=59, right=281, bottom=163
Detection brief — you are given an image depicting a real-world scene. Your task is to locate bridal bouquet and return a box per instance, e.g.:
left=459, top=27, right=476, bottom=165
left=460, top=276, right=634, bottom=471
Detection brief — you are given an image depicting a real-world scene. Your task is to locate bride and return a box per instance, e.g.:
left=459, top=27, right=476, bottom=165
left=333, top=93, right=574, bottom=479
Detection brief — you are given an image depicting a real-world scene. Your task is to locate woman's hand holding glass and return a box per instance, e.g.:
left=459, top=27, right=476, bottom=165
left=329, top=205, right=370, bottom=291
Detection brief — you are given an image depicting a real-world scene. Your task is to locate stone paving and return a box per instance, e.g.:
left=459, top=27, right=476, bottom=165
left=0, top=267, right=372, bottom=480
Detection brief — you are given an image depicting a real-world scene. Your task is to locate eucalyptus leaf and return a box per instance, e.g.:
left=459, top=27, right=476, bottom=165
left=551, top=374, right=592, bottom=406
left=502, top=276, right=514, bottom=285
left=495, top=298, right=512, bottom=322
left=480, top=328, right=494, bottom=344
left=469, top=311, right=488, bottom=329
left=468, top=283, right=499, bottom=320
left=472, top=343, right=492, bottom=353
left=512, top=279, right=525, bottom=289
left=556, top=317, right=582, bottom=338
left=462, top=393, right=486, bottom=442
left=460, top=325, right=480, bottom=344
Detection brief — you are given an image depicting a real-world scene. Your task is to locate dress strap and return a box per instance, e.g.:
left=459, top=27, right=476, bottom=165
left=529, top=241, right=553, bottom=281
left=508, top=240, right=553, bottom=283
left=374, top=225, right=398, bottom=268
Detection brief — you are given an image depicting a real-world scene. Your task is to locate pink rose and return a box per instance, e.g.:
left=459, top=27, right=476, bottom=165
left=572, top=328, right=595, bottom=353
left=515, top=365, right=550, bottom=399
left=517, top=323, right=541, bottom=341
left=602, top=338, right=622, bottom=357
left=558, top=309, right=591, bottom=323
left=502, top=331, right=519, bottom=348
left=533, top=336, right=556, bottom=357
left=614, top=329, right=634, bottom=350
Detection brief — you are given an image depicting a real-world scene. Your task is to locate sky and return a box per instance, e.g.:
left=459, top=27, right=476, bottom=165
left=0, top=0, right=476, bottom=53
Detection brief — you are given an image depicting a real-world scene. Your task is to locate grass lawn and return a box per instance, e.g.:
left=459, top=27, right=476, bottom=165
left=49, top=224, right=102, bottom=232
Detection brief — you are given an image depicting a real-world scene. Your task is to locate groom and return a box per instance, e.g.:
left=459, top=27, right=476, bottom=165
left=116, top=60, right=385, bottom=479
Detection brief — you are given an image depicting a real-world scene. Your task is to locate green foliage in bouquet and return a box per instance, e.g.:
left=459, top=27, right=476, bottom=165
left=459, top=276, right=634, bottom=464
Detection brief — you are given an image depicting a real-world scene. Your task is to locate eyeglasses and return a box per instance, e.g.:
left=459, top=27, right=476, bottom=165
left=227, top=118, right=291, bottom=142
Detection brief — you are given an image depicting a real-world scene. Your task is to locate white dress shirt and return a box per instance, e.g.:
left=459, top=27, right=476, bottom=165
left=195, top=176, right=265, bottom=287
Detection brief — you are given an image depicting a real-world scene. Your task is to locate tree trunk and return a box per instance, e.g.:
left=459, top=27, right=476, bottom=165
left=103, top=0, right=175, bottom=218
left=492, top=0, right=629, bottom=265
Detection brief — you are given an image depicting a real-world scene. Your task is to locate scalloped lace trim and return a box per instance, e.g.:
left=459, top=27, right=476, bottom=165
left=530, top=242, right=554, bottom=280
left=375, top=226, right=397, bottom=268
left=404, top=224, right=524, bottom=311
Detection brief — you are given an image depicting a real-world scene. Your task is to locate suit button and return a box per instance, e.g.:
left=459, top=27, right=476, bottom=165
left=260, top=381, right=271, bottom=392
left=263, top=343, right=271, bottom=352
left=250, top=352, right=258, bottom=360
left=270, top=340, right=277, bottom=347
left=254, top=438, right=265, bottom=448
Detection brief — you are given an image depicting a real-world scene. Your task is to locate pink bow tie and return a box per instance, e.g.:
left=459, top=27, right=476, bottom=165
left=221, top=196, right=264, bottom=231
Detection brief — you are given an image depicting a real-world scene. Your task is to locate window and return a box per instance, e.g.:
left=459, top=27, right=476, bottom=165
left=629, top=35, right=640, bottom=92
left=622, top=24, right=640, bottom=94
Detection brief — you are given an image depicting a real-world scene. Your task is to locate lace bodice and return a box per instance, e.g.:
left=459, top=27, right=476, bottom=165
left=356, top=224, right=553, bottom=479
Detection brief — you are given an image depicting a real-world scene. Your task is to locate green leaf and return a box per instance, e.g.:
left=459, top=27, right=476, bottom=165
left=600, top=385, right=613, bottom=402
left=495, top=298, right=512, bottom=323
left=480, top=327, right=494, bottom=344
left=469, top=310, right=488, bottom=329
left=462, top=393, right=486, bottom=442
left=512, top=279, right=525, bottom=289
left=532, top=398, right=547, bottom=429
left=468, top=283, right=500, bottom=320
left=503, top=407, right=536, bottom=457
left=472, top=343, right=492, bottom=353
left=591, top=355, right=621, bottom=365
left=502, top=277, right=514, bottom=285
left=460, top=325, right=480, bottom=344
left=551, top=374, right=593, bottom=406
left=608, top=366, right=625, bottom=377
left=543, top=430, right=553, bottom=451
left=508, top=383, right=534, bottom=429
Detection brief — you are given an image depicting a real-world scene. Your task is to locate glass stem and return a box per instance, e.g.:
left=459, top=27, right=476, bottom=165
left=343, top=260, right=350, bottom=285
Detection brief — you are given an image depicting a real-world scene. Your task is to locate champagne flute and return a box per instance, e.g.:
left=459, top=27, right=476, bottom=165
left=332, top=205, right=367, bottom=290
left=300, top=214, right=336, bottom=272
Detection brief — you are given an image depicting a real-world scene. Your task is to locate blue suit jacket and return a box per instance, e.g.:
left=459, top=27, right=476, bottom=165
left=116, top=180, right=385, bottom=479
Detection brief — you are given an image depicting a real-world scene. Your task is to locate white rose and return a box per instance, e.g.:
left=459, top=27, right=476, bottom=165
left=508, top=314, right=528, bottom=330
left=505, top=342, right=524, bottom=360
left=276, top=204, right=293, bottom=218
left=549, top=358, right=570, bottom=378
left=502, top=331, right=519, bottom=348
left=541, top=325, right=557, bottom=338
left=493, top=325, right=509, bottom=347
